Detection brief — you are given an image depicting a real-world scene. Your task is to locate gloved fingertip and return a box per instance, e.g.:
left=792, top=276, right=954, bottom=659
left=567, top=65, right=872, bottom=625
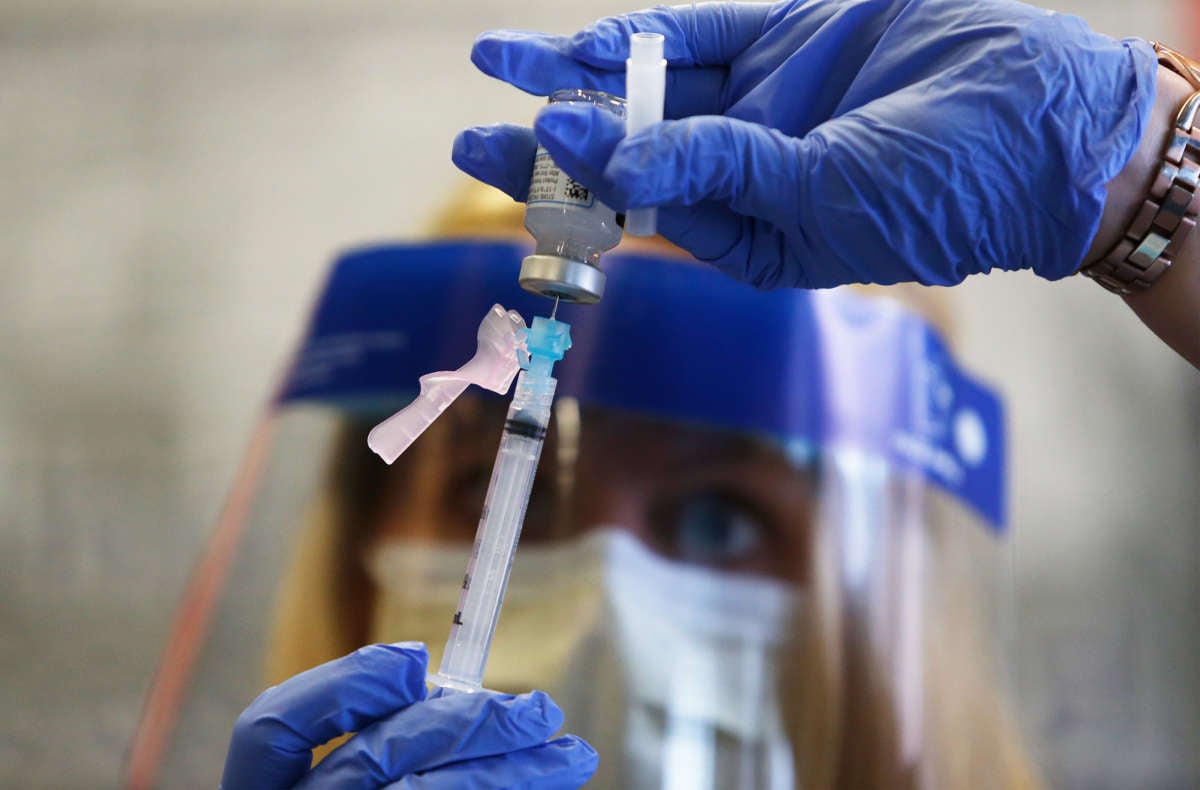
left=549, top=734, right=597, bottom=759
left=450, top=128, right=484, bottom=166
left=364, top=642, right=429, bottom=696
left=451, top=126, right=532, bottom=202
left=522, top=690, right=564, bottom=731
left=469, top=31, right=504, bottom=74
left=533, top=102, right=628, bottom=208
left=535, top=101, right=628, bottom=158
left=547, top=735, right=600, bottom=782
left=471, top=29, right=575, bottom=85
left=533, top=102, right=594, bottom=144
left=387, top=640, right=428, bottom=656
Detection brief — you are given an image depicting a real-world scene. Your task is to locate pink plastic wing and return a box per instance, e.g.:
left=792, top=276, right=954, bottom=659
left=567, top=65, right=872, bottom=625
left=367, top=304, right=526, bottom=464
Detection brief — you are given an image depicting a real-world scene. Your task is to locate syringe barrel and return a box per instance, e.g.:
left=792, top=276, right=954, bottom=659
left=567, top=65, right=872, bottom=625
left=433, top=369, right=556, bottom=691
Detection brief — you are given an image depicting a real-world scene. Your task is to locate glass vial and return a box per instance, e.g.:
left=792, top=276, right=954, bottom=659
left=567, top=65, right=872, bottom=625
left=520, top=89, right=626, bottom=304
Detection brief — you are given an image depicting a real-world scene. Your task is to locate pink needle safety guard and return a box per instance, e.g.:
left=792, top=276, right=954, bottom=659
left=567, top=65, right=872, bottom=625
left=367, top=304, right=527, bottom=464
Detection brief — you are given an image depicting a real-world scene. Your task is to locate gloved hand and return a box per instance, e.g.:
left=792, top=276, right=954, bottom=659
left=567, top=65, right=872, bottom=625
left=453, top=0, right=1158, bottom=288
left=220, top=642, right=597, bottom=790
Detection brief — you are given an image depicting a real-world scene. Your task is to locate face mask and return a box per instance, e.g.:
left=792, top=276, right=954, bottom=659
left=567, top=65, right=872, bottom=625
left=366, top=528, right=805, bottom=790
left=366, top=530, right=609, bottom=692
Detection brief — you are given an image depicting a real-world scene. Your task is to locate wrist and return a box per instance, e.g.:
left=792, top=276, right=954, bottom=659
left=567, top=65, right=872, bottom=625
left=1082, top=64, right=1196, bottom=269
left=1123, top=209, right=1200, bottom=369
left=1083, top=52, right=1200, bottom=369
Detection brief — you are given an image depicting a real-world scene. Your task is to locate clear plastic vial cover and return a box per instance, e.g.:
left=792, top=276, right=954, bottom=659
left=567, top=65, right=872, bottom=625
left=519, top=89, right=626, bottom=305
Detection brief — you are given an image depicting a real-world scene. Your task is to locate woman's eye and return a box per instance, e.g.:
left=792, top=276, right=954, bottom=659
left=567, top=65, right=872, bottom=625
left=652, top=492, right=765, bottom=568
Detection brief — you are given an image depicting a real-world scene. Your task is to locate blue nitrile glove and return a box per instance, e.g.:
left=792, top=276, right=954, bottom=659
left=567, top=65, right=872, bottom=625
left=453, top=0, right=1158, bottom=288
left=220, top=642, right=597, bottom=790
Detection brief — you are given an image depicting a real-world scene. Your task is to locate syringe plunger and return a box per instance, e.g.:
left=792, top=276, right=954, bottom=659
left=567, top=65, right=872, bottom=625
left=624, top=32, right=666, bottom=237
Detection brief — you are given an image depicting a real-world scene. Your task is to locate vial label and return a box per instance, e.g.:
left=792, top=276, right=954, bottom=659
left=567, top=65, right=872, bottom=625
left=527, top=149, right=595, bottom=208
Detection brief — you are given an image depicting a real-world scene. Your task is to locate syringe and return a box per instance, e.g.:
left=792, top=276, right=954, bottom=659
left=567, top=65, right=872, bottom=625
left=428, top=315, right=572, bottom=693
left=623, top=31, right=666, bottom=237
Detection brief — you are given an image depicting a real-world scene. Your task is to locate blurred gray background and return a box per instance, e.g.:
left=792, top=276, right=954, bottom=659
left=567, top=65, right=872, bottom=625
left=1, top=0, right=1197, bottom=787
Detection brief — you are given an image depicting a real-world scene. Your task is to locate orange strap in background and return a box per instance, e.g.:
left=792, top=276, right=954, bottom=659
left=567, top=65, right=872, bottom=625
left=121, top=418, right=276, bottom=790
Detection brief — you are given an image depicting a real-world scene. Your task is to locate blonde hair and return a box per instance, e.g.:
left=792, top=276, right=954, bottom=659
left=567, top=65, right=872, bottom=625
left=265, top=180, right=1040, bottom=788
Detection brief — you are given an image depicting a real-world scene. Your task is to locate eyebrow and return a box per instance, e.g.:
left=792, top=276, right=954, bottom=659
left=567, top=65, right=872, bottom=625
left=615, top=421, right=785, bottom=473
left=672, top=434, right=771, bottom=467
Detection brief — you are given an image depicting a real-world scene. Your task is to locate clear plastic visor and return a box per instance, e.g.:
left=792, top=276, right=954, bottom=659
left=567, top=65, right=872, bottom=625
left=131, top=394, right=1022, bottom=789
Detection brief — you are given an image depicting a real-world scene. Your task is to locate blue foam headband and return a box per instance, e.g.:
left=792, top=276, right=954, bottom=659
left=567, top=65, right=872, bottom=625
left=278, top=241, right=1006, bottom=529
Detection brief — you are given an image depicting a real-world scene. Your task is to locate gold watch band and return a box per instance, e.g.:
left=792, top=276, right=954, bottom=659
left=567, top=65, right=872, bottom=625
left=1081, top=43, right=1200, bottom=295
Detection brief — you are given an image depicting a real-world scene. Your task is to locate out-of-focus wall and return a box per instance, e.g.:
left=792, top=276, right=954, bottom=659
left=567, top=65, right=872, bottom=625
left=0, top=1, right=1196, bottom=787
left=957, top=6, right=1200, bottom=787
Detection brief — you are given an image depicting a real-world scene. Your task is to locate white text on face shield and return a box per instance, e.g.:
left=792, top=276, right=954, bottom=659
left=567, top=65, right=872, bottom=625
left=892, top=431, right=965, bottom=486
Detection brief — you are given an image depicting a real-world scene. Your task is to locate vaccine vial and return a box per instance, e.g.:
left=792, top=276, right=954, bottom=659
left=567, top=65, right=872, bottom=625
left=520, top=89, right=626, bottom=304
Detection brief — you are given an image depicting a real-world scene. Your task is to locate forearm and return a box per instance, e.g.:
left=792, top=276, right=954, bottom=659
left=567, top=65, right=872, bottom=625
left=1084, top=65, right=1200, bottom=369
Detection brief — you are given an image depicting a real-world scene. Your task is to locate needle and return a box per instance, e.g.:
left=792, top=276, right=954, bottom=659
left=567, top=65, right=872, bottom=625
left=550, top=296, right=561, bottom=321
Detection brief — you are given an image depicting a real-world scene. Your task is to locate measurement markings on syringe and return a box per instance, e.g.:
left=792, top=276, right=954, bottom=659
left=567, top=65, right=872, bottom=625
left=504, top=418, right=546, bottom=440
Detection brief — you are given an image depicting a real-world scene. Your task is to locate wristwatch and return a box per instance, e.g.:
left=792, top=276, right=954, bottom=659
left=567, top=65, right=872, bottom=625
left=1080, top=42, right=1200, bottom=295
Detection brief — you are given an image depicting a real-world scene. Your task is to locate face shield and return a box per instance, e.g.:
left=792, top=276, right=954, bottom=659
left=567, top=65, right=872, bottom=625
left=126, top=241, right=1020, bottom=789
